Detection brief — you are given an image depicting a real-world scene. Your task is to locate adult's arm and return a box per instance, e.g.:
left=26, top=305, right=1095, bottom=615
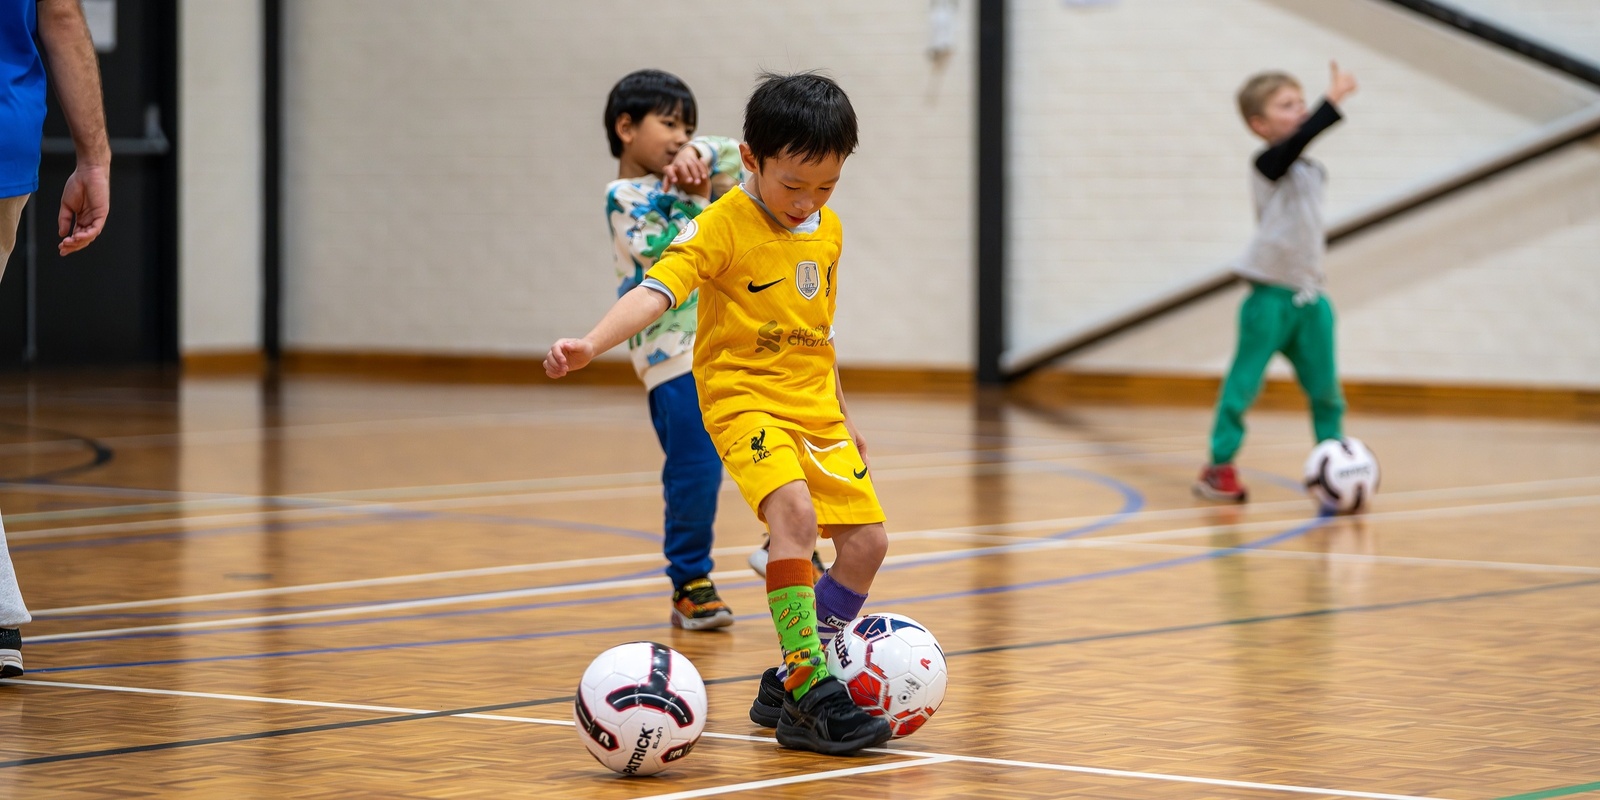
left=37, top=0, right=110, bottom=255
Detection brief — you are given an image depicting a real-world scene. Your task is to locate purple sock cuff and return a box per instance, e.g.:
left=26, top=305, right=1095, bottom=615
left=814, top=573, right=867, bottom=631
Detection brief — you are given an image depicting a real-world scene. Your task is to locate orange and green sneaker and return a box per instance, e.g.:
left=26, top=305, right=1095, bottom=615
left=671, top=577, right=734, bottom=630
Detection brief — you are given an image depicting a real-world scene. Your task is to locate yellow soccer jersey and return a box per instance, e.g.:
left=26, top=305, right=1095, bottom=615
left=645, top=187, right=844, bottom=452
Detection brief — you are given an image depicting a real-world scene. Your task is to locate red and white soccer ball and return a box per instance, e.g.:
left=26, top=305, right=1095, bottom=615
left=573, top=642, right=707, bottom=776
left=825, top=613, right=948, bottom=738
left=1304, top=437, right=1380, bottom=513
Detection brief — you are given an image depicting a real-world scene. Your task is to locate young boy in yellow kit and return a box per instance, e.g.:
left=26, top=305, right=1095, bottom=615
left=546, top=72, right=892, bottom=754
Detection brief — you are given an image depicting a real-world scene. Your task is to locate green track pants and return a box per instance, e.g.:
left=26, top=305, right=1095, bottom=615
left=1209, top=283, right=1344, bottom=465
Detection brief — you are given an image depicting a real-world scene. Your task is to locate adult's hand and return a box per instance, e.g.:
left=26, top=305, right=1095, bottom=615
left=58, top=163, right=108, bottom=255
left=37, top=0, right=111, bottom=255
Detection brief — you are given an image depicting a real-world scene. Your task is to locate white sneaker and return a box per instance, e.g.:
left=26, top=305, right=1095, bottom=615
left=748, top=539, right=771, bottom=578
left=748, top=538, right=827, bottom=582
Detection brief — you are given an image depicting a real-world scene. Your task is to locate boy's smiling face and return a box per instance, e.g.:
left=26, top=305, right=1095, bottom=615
left=615, top=106, right=693, bottom=178
left=740, top=144, right=845, bottom=228
left=1249, top=84, right=1307, bottom=143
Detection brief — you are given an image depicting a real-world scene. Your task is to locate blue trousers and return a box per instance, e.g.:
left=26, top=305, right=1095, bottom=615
left=648, top=374, right=722, bottom=589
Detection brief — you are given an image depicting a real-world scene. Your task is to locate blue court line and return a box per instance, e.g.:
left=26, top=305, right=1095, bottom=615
left=33, top=575, right=670, bottom=651
left=1241, top=465, right=1308, bottom=493
left=38, top=567, right=670, bottom=623
left=5, top=444, right=1163, bottom=554
left=10, top=505, right=662, bottom=554
left=32, top=460, right=1147, bottom=622
left=24, top=465, right=1313, bottom=675
left=32, top=513, right=1332, bottom=674
left=30, top=463, right=1142, bottom=637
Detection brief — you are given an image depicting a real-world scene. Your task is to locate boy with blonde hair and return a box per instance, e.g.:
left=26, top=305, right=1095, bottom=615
left=549, top=72, right=892, bottom=754
left=1197, top=62, right=1358, bottom=501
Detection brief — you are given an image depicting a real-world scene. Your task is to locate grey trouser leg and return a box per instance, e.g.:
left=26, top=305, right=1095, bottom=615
left=0, top=192, right=34, bottom=627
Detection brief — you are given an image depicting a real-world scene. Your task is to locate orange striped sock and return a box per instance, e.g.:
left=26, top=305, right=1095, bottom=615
left=766, top=558, right=831, bottom=698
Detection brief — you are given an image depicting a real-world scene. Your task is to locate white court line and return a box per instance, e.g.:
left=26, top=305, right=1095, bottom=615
left=23, top=512, right=1268, bottom=621
left=0, top=437, right=1100, bottom=522
left=623, top=757, right=956, bottom=800
left=13, top=457, right=1598, bottom=546
left=0, top=408, right=610, bottom=458
left=2, top=436, right=1163, bottom=530
left=30, top=490, right=1600, bottom=638
left=26, top=574, right=682, bottom=641
left=875, top=747, right=1453, bottom=800
left=31, top=549, right=733, bottom=615
left=1, top=449, right=1093, bottom=535
left=1078, top=540, right=1600, bottom=576
left=1, top=678, right=1454, bottom=800
left=916, top=491, right=1600, bottom=552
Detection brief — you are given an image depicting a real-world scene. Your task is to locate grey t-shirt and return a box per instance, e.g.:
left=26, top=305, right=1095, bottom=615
left=1233, top=100, right=1342, bottom=297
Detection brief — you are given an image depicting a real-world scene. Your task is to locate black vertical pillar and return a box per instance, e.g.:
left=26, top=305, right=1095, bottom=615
left=976, top=0, right=1006, bottom=385
left=262, top=0, right=283, bottom=365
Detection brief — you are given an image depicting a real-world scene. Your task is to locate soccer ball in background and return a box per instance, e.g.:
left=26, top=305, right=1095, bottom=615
left=573, top=642, right=707, bottom=776
left=1304, top=438, right=1380, bottom=513
left=825, top=613, right=948, bottom=738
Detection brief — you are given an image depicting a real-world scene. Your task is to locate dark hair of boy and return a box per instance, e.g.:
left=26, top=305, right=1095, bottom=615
left=604, top=69, right=699, bottom=158
left=743, top=71, right=858, bottom=165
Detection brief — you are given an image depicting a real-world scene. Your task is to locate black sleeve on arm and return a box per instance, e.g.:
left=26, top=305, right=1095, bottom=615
left=1253, top=99, right=1343, bottom=181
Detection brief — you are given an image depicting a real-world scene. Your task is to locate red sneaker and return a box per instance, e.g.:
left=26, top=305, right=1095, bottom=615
left=1194, top=464, right=1248, bottom=502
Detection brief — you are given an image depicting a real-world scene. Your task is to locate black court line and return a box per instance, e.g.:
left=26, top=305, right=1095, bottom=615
left=0, top=422, right=115, bottom=483
left=945, top=575, right=1600, bottom=658
left=5, top=575, right=1598, bottom=770
left=0, top=693, right=579, bottom=769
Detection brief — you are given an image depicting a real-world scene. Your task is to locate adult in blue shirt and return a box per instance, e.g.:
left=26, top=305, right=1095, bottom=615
left=0, top=0, right=111, bottom=679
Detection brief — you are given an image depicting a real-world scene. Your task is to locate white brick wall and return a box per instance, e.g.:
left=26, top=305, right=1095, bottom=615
left=179, top=0, right=262, bottom=353
left=1008, top=0, right=1594, bottom=359
left=277, top=0, right=974, bottom=367
left=177, top=0, right=1599, bottom=388
left=1072, top=140, right=1600, bottom=388
left=1011, top=0, right=1600, bottom=389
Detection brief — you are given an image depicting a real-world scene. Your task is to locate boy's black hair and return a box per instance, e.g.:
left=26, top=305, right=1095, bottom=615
left=604, top=69, right=698, bottom=158
left=743, top=71, right=858, bottom=165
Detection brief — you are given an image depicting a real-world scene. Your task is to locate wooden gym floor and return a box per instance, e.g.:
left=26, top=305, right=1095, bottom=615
left=1, top=372, right=1597, bottom=799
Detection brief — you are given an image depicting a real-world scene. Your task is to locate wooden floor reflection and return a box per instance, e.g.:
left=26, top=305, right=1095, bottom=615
left=1, top=371, right=1597, bottom=799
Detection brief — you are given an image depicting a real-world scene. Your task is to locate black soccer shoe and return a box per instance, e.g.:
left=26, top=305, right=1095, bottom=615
left=748, top=666, right=787, bottom=727
left=774, top=676, right=892, bottom=755
left=0, top=627, right=21, bottom=679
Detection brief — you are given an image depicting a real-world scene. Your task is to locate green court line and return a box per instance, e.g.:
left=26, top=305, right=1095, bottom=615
left=1493, top=781, right=1600, bottom=800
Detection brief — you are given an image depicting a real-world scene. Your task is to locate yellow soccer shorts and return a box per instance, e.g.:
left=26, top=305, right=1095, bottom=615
left=723, top=424, right=885, bottom=530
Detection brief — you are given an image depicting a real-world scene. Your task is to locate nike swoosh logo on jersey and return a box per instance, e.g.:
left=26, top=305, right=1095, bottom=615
left=747, top=278, right=785, bottom=293
left=853, top=467, right=868, bottom=479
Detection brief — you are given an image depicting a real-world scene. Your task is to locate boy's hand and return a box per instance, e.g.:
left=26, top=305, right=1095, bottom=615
left=1328, top=60, right=1358, bottom=106
left=544, top=338, right=596, bottom=379
left=662, top=147, right=709, bottom=195
left=846, top=419, right=870, bottom=469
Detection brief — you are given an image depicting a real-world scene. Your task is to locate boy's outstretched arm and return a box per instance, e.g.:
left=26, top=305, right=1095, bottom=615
left=1327, top=60, right=1358, bottom=107
left=1255, top=60, right=1358, bottom=182
left=544, top=286, right=671, bottom=378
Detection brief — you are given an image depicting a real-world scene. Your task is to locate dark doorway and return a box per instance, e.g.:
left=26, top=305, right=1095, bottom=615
left=0, top=0, right=178, bottom=368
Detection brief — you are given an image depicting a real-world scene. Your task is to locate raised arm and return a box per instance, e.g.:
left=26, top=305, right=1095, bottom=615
left=1253, top=101, right=1341, bottom=181
left=37, top=0, right=111, bottom=255
left=1255, top=61, right=1357, bottom=182
left=544, top=286, right=672, bottom=378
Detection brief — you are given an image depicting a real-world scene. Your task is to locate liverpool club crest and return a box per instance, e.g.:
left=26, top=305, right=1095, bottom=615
left=796, top=261, right=820, bottom=300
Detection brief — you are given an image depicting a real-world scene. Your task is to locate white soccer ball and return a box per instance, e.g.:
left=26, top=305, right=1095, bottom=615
left=825, top=613, right=948, bottom=738
left=573, top=642, right=707, bottom=776
left=1303, top=438, right=1380, bottom=513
